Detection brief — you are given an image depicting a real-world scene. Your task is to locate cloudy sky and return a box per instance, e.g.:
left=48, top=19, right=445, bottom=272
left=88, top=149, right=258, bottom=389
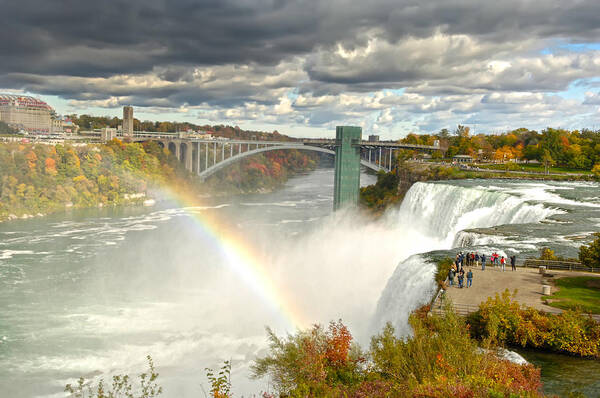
left=1, top=0, right=600, bottom=138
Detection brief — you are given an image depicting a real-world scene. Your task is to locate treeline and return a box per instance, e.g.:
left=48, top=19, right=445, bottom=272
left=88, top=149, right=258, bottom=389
left=0, top=121, right=17, bottom=134
left=0, top=140, right=188, bottom=220
left=0, top=140, right=319, bottom=221
left=68, top=114, right=294, bottom=141
left=204, top=150, right=318, bottom=194
left=403, top=126, right=600, bottom=170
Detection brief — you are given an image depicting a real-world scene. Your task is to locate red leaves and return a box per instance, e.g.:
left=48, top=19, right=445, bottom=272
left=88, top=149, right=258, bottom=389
left=325, top=320, right=353, bottom=366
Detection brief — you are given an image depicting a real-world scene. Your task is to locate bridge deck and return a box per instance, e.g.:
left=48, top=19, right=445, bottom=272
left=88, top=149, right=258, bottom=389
left=132, top=134, right=440, bottom=150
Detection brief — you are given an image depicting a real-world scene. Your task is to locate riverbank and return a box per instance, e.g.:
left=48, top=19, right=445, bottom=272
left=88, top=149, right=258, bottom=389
left=0, top=140, right=318, bottom=223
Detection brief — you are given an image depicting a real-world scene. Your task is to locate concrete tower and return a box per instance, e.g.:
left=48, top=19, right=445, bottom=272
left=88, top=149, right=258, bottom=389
left=122, top=106, right=134, bottom=137
left=333, top=126, right=362, bottom=210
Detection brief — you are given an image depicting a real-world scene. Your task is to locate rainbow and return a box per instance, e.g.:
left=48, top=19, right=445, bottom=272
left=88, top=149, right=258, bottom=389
left=158, top=186, right=309, bottom=330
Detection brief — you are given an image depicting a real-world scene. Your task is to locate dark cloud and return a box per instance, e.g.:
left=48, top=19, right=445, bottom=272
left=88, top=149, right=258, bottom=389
left=2, top=0, right=600, bottom=78
left=1, top=0, right=600, bottom=135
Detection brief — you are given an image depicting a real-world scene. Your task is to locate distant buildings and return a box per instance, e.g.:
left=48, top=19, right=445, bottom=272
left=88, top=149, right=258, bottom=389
left=453, top=154, right=473, bottom=163
left=52, top=116, right=79, bottom=135
left=0, top=94, right=80, bottom=135
left=368, top=134, right=380, bottom=142
left=122, top=105, right=134, bottom=137
left=0, top=94, right=52, bottom=133
left=101, top=127, right=117, bottom=141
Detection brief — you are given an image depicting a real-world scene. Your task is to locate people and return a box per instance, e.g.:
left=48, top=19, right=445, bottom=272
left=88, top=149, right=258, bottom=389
left=481, top=254, right=486, bottom=271
left=448, top=268, right=455, bottom=286
left=500, top=256, right=506, bottom=272
left=466, top=269, right=473, bottom=288
left=511, top=255, right=516, bottom=271
left=458, top=269, right=464, bottom=288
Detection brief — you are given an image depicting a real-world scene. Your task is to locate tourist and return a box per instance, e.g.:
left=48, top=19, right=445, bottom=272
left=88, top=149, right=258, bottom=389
left=467, top=269, right=473, bottom=288
left=475, top=253, right=480, bottom=268
left=501, top=256, right=506, bottom=272
left=511, top=255, right=516, bottom=271
left=481, top=254, right=486, bottom=271
left=448, top=268, right=455, bottom=286
left=458, top=270, right=464, bottom=288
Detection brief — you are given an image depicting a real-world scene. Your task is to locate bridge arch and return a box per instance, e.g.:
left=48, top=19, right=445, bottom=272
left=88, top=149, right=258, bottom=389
left=197, top=144, right=386, bottom=180
left=168, top=142, right=177, bottom=157
left=180, top=142, right=188, bottom=165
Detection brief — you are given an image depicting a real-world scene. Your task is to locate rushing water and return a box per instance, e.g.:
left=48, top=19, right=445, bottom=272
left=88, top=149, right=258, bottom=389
left=1, top=168, right=599, bottom=397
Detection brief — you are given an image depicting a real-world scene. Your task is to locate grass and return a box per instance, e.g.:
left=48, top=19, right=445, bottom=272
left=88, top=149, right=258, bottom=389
left=544, top=276, right=600, bottom=314
left=475, top=162, right=593, bottom=175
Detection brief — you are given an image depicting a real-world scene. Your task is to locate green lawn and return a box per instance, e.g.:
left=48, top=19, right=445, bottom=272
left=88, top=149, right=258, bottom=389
left=475, top=162, right=593, bottom=174
left=544, top=276, right=600, bottom=314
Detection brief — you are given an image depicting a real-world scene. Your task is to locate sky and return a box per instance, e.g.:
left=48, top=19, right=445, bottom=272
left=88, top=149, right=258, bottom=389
left=1, top=0, right=600, bottom=139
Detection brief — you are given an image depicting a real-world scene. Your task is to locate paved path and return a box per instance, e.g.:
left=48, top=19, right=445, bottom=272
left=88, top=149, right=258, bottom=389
left=442, top=266, right=600, bottom=315
left=444, top=266, right=556, bottom=311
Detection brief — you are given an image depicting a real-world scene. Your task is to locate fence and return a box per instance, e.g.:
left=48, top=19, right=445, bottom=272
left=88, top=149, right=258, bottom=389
left=521, top=258, right=599, bottom=273
left=430, top=298, right=479, bottom=317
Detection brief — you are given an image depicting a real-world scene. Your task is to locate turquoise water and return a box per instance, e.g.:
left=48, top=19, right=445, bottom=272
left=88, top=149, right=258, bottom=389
left=518, top=350, right=600, bottom=397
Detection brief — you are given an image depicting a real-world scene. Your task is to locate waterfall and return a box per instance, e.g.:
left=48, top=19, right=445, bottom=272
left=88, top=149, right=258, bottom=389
left=385, top=182, right=560, bottom=247
left=371, top=181, right=561, bottom=336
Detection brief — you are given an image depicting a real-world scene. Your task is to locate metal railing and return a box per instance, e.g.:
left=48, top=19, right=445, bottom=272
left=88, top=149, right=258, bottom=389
left=521, top=259, right=599, bottom=273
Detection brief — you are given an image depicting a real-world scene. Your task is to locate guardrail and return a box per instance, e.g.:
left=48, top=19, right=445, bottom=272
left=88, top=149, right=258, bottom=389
left=521, top=259, right=599, bottom=273
left=430, top=300, right=479, bottom=317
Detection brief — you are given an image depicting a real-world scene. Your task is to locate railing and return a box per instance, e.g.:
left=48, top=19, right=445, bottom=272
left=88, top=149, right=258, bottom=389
left=430, top=299, right=479, bottom=317
left=521, top=259, right=599, bottom=273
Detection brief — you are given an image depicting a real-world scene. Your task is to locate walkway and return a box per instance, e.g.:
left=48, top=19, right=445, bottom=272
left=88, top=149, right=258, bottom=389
left=438, top=266, right=600, bottom=320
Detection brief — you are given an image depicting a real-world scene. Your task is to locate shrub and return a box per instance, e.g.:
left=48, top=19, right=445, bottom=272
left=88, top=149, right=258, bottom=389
left=252, top=306, right=545, bottom=397
left=250, top=320, right=368, bottom=397
left=579, top=232, right=600, bottom=268
left=64, top=355, right=162, bottom=398
left=205, top=361, right=232, bottom=398
left=467, top=290, right=600, bottom=358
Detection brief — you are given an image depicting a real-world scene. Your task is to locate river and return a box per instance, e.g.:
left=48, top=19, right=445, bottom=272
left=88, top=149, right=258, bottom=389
left=1, top=168, right=599, bottom=397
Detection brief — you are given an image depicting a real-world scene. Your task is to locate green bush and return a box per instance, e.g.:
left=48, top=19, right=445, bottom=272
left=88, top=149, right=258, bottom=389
left=579, top=232, right=600, bottom=268
left=252, top=306, right=545, bottom=397
left=467, top=290, right=600, bottom=358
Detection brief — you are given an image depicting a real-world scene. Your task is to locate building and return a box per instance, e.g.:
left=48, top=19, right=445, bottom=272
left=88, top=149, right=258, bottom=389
left=0, top=94, right=52, bottom=133
left=368, top=134, right=380, bottom=142
left=51, top=116, right=79, bottom=135
left=101, top=127, right=117, bottom=141
left=122, top=106, right=134, bottom=137
left=453, top=155, right=473, bottom=163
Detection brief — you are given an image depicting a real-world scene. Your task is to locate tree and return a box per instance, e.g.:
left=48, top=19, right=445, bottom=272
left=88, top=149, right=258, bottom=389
left=0, top=121, right=17, bottom=134
left=438, top=128, right=450, bottom=140
left=454, top=125, right=470, bottom=137
left=539, top=247, right=558, bottom=261
left=542, top=149, right=554, bottom=175
left=579, top=233, right=600, bottom=268
left=592, top=163, right=600, bottom=179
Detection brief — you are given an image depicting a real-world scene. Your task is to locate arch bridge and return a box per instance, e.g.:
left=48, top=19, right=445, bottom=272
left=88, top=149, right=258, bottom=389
left=134, top=135, right=439, bottom=179
left=133, top=129, right=440, bottom=209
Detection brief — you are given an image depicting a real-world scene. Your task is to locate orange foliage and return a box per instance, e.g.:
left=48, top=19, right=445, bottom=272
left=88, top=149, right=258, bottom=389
left=325, top=320, right=353, bottom=366
left=45, top=157, right=57, bottom=175
left=247, top=161, right=269, bottom=175
left=25, top=151, right=38, bottom=170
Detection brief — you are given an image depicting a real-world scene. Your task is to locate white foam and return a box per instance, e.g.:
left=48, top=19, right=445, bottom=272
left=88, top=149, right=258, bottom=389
left=0, top=250, right=34, bottom=260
